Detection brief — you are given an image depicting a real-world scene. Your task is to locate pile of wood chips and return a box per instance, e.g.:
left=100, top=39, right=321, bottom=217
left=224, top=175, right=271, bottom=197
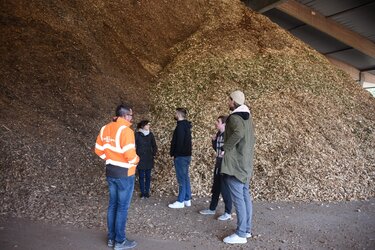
left=0, top=0, right=374, bottom=232
left=149, top=1, right=375, bottom=201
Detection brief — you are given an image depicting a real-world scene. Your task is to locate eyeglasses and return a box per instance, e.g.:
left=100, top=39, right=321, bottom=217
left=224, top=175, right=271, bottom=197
left=126, top=113, right=133, bottom=117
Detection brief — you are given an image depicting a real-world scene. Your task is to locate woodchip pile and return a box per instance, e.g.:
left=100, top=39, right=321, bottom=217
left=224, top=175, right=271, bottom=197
left=0, top=0, right=374, bottom=231
left=150, top=1, right=375, bottom=201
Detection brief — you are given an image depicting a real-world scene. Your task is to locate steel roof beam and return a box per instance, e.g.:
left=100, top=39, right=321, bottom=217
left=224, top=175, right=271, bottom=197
left=326, top=56, right=375, bottom=84
left=276, top=0, right=375, bottom=58
left=243, top=0, right=288, bottom=13
left=360, top=66, right=375, bottom=72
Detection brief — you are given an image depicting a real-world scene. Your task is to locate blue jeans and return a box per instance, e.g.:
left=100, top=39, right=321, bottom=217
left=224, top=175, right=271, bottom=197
left=138, top=169, right=151, bottom=195
left=174, top=156, right=192, bottom=202
left=224, top=175, right=252, bottom=238
left=106, top=175, right=135, bottom=243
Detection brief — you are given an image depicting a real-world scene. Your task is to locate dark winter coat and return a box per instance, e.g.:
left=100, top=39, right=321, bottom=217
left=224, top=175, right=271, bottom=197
left=135, top=131, right=157, bottom=170
left=170, top=120, right=192, bottom=157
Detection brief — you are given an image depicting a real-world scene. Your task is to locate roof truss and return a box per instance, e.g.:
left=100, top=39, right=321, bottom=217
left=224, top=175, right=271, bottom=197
left=275, top=0, right=375, bottom=58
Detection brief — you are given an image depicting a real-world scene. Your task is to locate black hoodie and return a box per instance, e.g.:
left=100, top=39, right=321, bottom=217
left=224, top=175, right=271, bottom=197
left=170, top=120, right=192, bottom=157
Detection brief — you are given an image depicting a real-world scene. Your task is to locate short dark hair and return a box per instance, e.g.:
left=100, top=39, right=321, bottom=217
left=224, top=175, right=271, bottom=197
left=176, top=108, right=187, bottom=118
left=137, top=120, right=150, bottom=129
left=115, top=104, right=132, bottom=117
left=218, top=115, right=228, bottom=124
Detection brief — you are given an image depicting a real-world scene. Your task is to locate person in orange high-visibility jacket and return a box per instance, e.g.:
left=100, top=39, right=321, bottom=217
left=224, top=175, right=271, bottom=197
left=95, top=104, right=139, bottom=250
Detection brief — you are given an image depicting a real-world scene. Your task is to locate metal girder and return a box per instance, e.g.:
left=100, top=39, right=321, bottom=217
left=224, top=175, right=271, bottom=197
left=243, top=0, right=288, bottom=13
left=276, top=0, right=375, bottom=58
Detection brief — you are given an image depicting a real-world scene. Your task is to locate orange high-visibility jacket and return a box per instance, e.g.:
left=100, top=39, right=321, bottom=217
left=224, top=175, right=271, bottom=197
left=95, top=117, right=139, bottom=176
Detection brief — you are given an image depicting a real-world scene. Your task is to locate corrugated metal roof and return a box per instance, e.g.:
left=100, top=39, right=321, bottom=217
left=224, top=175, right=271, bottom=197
left=262, top=0, right=375, bottom=76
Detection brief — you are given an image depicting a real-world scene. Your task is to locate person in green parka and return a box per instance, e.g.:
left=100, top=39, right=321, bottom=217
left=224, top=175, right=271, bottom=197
left=221, top=90, right=255, bottom=245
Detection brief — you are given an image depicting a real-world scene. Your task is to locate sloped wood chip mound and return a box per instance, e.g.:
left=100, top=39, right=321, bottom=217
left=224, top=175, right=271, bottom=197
left=0, top=0, right=374, bottom=229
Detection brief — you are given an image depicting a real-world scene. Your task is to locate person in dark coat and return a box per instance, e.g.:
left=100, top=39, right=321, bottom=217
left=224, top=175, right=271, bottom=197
left=168, top=108, right=193, bottom=209
left=135, top=120, right=157, bottom=198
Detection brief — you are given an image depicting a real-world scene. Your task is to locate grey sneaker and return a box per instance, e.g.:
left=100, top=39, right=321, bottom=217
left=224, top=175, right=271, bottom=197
left=107, top=239, right=114, bottom=247
left=114, top=239, right=137, bottom=250
left=218, top=212, right=232, bottom=221
left=199, top=209, right=215, bottom=215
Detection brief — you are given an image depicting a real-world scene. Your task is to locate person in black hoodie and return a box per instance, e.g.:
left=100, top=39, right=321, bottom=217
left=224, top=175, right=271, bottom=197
left=168, top=108, right=193, bottom=209
left=135, top=120, right=158, bottom=198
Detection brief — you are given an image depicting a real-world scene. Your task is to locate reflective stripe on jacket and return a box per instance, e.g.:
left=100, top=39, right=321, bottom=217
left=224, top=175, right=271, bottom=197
left=95, top=117, right=139, bottom=176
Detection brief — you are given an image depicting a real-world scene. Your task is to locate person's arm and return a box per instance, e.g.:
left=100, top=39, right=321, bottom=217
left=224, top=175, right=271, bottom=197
left=174, top=123, right=186, bottom=154
left=121, top=128, right=139, bottom=166
left=135, top=132, right=140, bottom=155
left=151, top=133, right=158, bottom=156
left=212, top=131, right=219, bottom=151
left=223, top=116, right=244, bottom=152
left=95, top=126, right=107, bottom=160
left=170, top=129, right=176, bottom=157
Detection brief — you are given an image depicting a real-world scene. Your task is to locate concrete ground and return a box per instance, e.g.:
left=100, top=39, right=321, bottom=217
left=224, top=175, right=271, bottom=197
left=1, top=198, right=375, bottom=250
left=0, top=217, right=196, bottom=250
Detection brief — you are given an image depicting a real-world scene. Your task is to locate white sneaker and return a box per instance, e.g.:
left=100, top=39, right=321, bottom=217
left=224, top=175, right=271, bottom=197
left=246, top=233, right=252, bottom=238
left=168, top=201, right=185, bottom=208
left=199, top=209, right=215, bottom=215
left=184, top=200, right=191, bottom=207
left=218, top=212, right=232, bottom=221
left=223, top=233, right=247, bottom=244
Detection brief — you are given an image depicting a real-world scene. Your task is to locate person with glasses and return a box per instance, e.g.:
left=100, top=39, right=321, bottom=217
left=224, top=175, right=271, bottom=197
left=95, top=104, right=139, bottom=250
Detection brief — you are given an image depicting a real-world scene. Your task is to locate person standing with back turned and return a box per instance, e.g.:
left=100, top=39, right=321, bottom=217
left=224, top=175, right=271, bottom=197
left=168, top=108, right=193, bottom=209
left=95, top=104, right=139, bottom=250
left=221, top=90, right=255, bottom=244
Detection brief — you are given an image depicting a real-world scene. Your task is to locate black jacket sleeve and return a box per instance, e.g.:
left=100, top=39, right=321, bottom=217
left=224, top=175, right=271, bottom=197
left=151, top=133, right=158, bottom=156
left=212, top=131, right=220, bottom=151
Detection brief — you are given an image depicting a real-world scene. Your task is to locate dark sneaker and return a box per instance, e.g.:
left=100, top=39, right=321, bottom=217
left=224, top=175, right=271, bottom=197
left=145, top=193, right=150, bottom=198
left=114, top=239, right=137, bottom=250
left=107, top=239, right=114, bottom=247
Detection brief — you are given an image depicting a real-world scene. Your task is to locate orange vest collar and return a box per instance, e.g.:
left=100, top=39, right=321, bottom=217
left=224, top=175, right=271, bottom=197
left=116, top=117, right=132, bottom=126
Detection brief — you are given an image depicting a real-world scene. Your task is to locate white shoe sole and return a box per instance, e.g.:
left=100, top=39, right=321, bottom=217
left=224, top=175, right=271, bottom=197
left=168, top=204, right=184, bottom=208
left=223, top=239, right=247, bottom=244
left=223, top=234, right=247, bottom=244
left=218, top=216, right=232, bottom=221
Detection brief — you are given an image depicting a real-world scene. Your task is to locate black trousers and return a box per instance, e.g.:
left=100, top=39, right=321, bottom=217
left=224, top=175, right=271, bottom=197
left=209, top=157, right=232, bottom=214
